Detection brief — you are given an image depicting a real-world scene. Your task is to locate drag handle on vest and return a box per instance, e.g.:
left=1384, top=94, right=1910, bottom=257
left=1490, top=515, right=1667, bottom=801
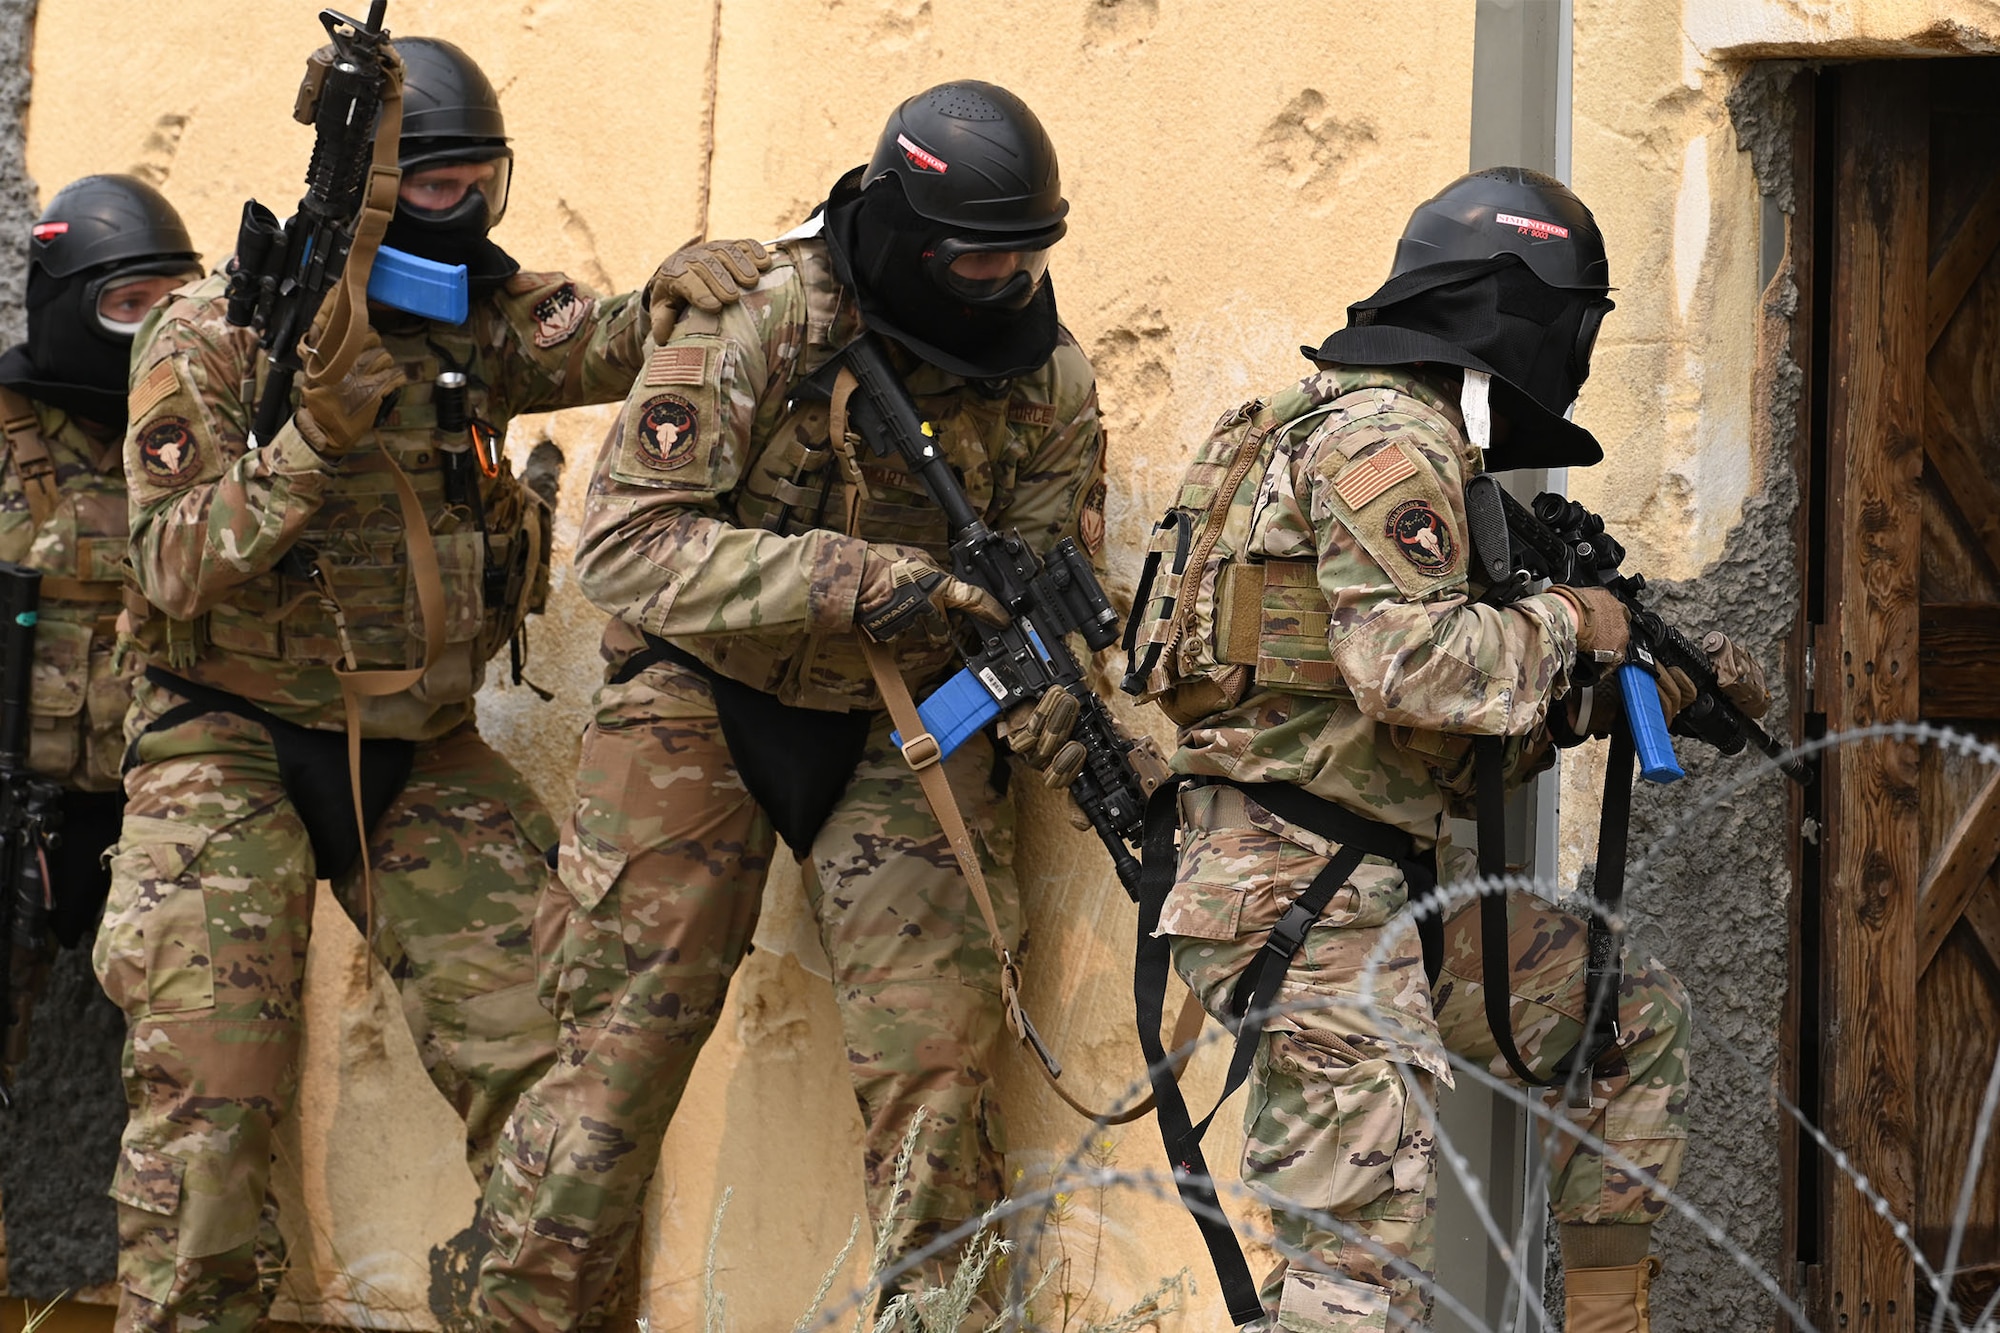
left=0, top=561, right=65, bottom=1111
left=224, top=2, right=397, bottom=448
left=1464, top=475, right=1809, bottom=786
left=841, top=333, right=1155, bottom=896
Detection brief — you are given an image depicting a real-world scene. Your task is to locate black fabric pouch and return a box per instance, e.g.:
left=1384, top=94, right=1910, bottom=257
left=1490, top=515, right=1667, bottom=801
left=614, top=636, right=873, bottom=856
left=133, top=668, right=416, bottom=882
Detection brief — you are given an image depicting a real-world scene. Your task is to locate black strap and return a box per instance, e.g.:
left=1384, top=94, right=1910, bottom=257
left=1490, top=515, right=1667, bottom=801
left=1135, top=781, right=1265, bottom=1326
left=1472, top=731, right=1631, bottom=1095
left=1134, top=777, right=1437, bottom=1327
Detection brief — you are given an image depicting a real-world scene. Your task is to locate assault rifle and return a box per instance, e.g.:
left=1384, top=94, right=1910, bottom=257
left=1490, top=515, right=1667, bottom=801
left=0, top=562, right=66, bottom=1110
left=1465, top=474, right=1810, bottom=785
left=841, top=334, right=1163, bottom=895
left=224, top=2, right=399, bottom=449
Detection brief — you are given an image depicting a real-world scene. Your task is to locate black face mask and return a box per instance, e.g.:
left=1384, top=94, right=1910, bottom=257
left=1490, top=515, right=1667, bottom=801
left=0, top=264, right=144, bottom=429
left=1349, top=258, right=1609, bottom=417
left=1307, top=255, right=1614, bottom=470
left=823, top=174, right=1060, bottom=381
left=381, top=199, right=520, bottom=296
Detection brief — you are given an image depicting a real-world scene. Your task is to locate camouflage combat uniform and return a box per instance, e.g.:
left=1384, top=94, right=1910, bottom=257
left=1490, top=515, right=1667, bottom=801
left=1129, top=366, right=1689, bottom=1331
left=475, top=233, right=1104, bottom=1329
left=92, top=269, right=645, bottom=1330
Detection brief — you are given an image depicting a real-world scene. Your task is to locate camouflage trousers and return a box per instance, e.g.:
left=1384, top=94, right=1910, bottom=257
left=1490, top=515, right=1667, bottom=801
left=476, top=659, right=1018, bottom=1331
left=1164, top=785, right=1689, bottom=1332
left=91, top=674, right=560, bottom=1332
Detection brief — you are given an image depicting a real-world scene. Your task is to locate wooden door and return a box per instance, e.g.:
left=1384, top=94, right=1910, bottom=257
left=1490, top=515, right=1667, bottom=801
left=1794, top=58, right=2000, bottom=1330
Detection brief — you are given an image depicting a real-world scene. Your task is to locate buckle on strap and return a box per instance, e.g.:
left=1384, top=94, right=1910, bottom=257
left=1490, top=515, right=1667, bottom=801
left=900, top=729, right=942, bottom=771
left=1266, top=900, right=1318, bottom=961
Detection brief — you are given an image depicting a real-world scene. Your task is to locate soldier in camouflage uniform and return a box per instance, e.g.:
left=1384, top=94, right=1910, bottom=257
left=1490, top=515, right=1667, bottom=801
left=475, top=83, right=1105, bottom=1330
left=93, top=37, right=765, bottom=1331
left=0, top=176, right=202, bottom=1088
left=1125, top=170, right=1771, bottom=1332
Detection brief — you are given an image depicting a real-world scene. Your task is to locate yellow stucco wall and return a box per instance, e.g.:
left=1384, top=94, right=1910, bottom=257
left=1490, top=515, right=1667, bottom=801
left=26, top=0, right=2000, bottom=1325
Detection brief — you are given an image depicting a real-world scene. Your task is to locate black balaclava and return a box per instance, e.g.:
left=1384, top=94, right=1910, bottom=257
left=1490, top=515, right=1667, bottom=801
left=381, top=191, right=519, bottom=295
left=0, top=258, right=187, bottom=428
left=823, top=169, right=1060, bottom=382
left=1309, top=254, right=1613, bottom=470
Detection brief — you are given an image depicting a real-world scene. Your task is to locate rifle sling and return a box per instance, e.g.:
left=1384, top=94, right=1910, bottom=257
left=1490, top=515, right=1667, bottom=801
left=1471, top=731, right=1628, bottom=1104
left=0, top=387, right=59, bottom=529
left=1134, top=775, right=1439, bottom=1326
left=860, top=634, right=1191, bottom=1126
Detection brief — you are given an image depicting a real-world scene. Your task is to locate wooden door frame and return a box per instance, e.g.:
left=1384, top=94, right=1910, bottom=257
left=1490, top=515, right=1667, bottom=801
left=1788, top=62, right=1929, bottom=1331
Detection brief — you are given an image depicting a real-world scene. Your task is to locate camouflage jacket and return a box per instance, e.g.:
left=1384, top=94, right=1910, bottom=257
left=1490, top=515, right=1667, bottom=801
left=1152, top=365, right=1579, bottom=848
left=125, top=270, right=646, bottom=738
left=576, top=233, right=1106, bottom=710
left=0, top=390, right=136, bottom=790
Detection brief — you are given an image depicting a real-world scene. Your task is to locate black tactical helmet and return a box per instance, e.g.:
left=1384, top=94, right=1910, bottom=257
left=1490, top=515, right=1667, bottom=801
left=2, top=174, right=202, bottom=428
left=391, top=36, right=512, bottom=229
left=863, top=80, right=1068, bottom=236
left=1391, top=167, right=1609, bottom=292
left=29, top=174, right=197, bottom=282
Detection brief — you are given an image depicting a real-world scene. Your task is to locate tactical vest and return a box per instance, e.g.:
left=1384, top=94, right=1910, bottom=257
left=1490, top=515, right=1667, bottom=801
left=1122, top=368, right=1437, bottom=727
left=131, top=322, right=552, bottom=686
left=654, top=237, right=1052, bottom=710
left=0, top=387, right=138, bottom=790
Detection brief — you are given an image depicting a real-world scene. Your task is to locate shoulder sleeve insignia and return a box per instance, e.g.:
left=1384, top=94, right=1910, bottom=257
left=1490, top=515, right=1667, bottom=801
left=531, top=282, right=591, bottom=349
left=1385, top=498, right=1457, bottom=575
left=635, top=394, right=700, bottom=470
left=137, top=416, right=201, bottom=486
left=644, top=345, right=709, bottom=387
left=1331, top=446, right=1417, bottom=510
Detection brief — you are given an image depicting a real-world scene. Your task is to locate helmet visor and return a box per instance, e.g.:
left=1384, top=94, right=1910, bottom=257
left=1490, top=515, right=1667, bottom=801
left=88, top=262, right=202, bottom=337
left=927, top=226, right=1062, bottom=310
left=397, top=150, right=514, bottom=230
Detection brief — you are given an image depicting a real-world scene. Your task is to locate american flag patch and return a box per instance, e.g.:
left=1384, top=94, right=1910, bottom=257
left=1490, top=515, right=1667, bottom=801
left=130, top=359, right=178, bottom=421
left=644, top=346, right=708, bottom=387
left=1332, top=447, right=1417, bottom=510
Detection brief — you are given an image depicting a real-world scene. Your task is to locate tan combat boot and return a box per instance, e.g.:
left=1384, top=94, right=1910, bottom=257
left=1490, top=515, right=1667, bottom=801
left=1563, top=1255, right=1662, bottom=1333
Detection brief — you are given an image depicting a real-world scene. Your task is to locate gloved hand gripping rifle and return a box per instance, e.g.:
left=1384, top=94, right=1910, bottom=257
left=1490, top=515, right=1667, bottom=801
left=224, top=2, right=399, bottom=450
left=0, top=563, right=66, bottom=1110
left=841, top=334, right=1165, bottom=896
left=1465, top=474, right=1810, bottom=786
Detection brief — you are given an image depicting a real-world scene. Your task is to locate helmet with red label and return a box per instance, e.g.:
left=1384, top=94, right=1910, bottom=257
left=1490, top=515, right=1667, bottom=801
left=2, top=175, right=202, bottom=427
left=861, top=80, right=1068, bottom=313
left=1390, top=167, right=1608, bottom=292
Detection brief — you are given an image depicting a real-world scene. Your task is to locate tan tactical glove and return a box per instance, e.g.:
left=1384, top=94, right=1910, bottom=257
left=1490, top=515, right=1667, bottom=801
left=295, top=310, right=406, bottom=458
left=1003, top=686, right=1089, bottom=795
left=1550, top=584, right=1630, bottom=661
left=1702, top=630, right=1771, bottom=718
left=856, top=545, right=1005, bottom=643
left=647, top=237, right=772, bottom=342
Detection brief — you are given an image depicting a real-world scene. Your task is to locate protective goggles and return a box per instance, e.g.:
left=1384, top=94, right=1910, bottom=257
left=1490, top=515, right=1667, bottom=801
left=1570, top=295, right=1614, bottom=388
left=87, top=260, right=203, bottom=337
left=923, top=222, right=1065, bottom=311
left=396, top=148, right=514, bottom=231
